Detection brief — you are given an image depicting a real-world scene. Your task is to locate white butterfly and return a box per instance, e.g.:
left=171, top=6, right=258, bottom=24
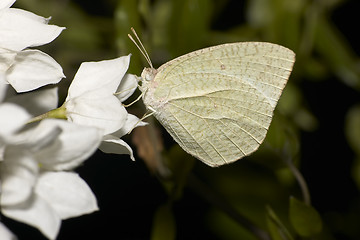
left=130, top=29, right=295, bottom=167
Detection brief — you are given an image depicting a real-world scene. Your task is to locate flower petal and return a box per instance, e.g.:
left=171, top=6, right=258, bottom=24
left=0, top=48, right=16, bottom=73
left=2, top=194, right=61, bottom=240
left=17, top=119, right=62, bottom=153
left=100, top=135, right=135, bottom=161
left=67, top=55, right=130, bottom=99
left=6, top=49, right=64, bottom=92
left=0, top=222, right=16, bottom=240
left=112, top=113, right=147, bottom=138
left=66, top=92, right=127, bottom=135
left=6, top=87, right=58, bottom=116
left=0, top=8, right=65, bottom=51
left=35, top=120, right=102, bottom=171
left=0, top=74, right=6, bottom=102
left=116, top=73, right=138, bottom=102
left=0, top=148, right=38, bottom=206
left=0, top=0, right=15, bottom=10
left=35, top=172, right=98, bottom=219
left=0, top=103, right=30, bottom=137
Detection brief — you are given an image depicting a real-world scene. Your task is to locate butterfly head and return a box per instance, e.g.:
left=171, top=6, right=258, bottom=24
left=141, top=67, right=157, bottom=81
left=138, top=67, right=157, bottom=92
left=141, top=67, right=157, bottom=82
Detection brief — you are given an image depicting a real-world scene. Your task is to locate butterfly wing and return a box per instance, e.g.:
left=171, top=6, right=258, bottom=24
left=144, top=42, right=295, bottom=167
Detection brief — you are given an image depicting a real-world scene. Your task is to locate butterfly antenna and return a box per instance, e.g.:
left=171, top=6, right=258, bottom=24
left=128, top=27, right=153, bottom=69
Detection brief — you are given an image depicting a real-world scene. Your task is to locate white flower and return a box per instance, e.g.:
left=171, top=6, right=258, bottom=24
left=99, top=71, right=148, bottom=160
left=65, top=55, right=132, bottom=134
left=0, top=0, right=65, bottom=92
left=64, top=55, right=146, bottom=160
left=0, top=86, right=102, bottom=239
left=99, top=70, right=147, bottom=160
left=0, top=119, right=103, bottom=239
left=0, top=84, right=21, bottom=240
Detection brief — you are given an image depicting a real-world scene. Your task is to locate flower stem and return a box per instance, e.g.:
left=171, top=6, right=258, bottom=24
left=27, top=105, right=67, bottom=124
left=285, top=156, right=311, bottom=205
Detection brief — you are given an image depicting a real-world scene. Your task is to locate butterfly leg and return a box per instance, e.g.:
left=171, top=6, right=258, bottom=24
left=122, top=88, right=144, bottom=108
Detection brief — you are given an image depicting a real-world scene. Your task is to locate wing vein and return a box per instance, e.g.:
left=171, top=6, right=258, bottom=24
left=167, top=109, right=212, bottom=160
left=169, top=101, right=265, bottom=144
left=170, top=93, right=273, bottom=118
left=169, top=100, right=267, bottom=132
left=206, top=139, right=228, bottom=165
left=171, top=71, right=287, bottom=89
left=217, top=119, right=247, bottom=156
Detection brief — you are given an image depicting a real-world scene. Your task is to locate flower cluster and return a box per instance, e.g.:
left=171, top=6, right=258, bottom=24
left=0, top=1, right=143, bottom=239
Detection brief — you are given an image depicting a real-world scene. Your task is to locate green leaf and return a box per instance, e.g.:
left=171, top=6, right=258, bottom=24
left=151, top=204, right=176, bottom=240
left=206, top=209, right=258, bottom=240
left=266, top=206, right=294, bottom=240
left=345, top=104, right=360, bottom=155
left=314, top=13, right=360, bottom=89
left=289, top=197, right=323, bottom=237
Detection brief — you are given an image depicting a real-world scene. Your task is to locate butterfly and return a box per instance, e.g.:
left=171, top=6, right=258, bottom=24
left=129, top=28, right=295, bottom=167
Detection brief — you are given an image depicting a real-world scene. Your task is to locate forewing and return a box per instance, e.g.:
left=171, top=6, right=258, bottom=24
left=151, top=42, right=295, bottom=166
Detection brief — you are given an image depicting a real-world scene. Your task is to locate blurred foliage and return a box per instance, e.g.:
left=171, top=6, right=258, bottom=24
left=266, top=205, right=294, bottom=240
left=10, top=0, right=360, bottom=239
left=289, top=197, right=322, bottom=237
left=151, top=203, right=176, bottom=240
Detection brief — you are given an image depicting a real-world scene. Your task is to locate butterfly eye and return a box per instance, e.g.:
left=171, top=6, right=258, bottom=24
left=145, top=72, right=152, bottom=81
left=141, top=68, right=156, bottom=82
